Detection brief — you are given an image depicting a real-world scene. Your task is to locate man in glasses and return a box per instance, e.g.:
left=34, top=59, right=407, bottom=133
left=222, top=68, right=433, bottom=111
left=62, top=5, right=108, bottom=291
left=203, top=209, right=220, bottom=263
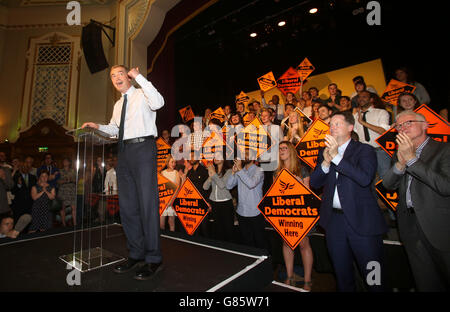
left=383, top=111, right=450, bottom=291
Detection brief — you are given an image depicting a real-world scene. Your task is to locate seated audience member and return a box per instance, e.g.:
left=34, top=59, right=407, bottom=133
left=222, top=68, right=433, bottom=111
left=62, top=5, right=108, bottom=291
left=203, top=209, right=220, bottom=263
left=203, top=159, right=234, bottom=242
left=324, top=83, right=341, bottom=112
left=30, top=170, right=56, bottom=232
left=0, top=166, right=13, bottom=216
left=57, top=158, right=76, bottom=227
left=0, top=214, right=31, bottom=239
left=383, top=111, right=450, bottom=292
left=160, top=155, right=181, bottom=232
left=397, top=92, right=421, bottom=113
left=310, top=111, right=387, bottom=292
left=354, top=90, right=391, bottom=178
left=226, top=152, right=265, bottom=249
left=276, top=141, right=314, bottom=291
left=318, top=104, right=333, bottom=124
left=12, top=163, right=36, bottom=226
left=395, top=67, right=431, bottom=105
left=36, top=153, right=60, bottom=190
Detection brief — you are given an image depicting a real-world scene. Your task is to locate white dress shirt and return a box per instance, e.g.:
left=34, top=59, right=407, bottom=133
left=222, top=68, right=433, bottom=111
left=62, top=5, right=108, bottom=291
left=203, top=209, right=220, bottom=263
left=99, top=74, right=164, bottom=139
left=321, top=138, right=351, bottom=210
left=353, top=107, right=390, bottom=148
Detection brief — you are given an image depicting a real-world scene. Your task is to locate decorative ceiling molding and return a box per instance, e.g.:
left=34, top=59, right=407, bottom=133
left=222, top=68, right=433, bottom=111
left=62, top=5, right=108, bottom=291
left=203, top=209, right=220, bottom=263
left=127, top=0, right=150, bottom=38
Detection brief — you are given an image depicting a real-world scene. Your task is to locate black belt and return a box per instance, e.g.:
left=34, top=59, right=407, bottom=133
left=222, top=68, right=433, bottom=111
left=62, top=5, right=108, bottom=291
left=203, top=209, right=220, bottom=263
left=123, top=135, right=155, bottom=144
left=332, top=208, right=344, bottom=214
left=407, top=207, right=415, bottom=214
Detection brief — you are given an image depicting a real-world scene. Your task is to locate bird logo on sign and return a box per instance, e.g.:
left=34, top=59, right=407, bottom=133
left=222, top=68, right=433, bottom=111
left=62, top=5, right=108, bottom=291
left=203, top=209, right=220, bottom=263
left=279, top=180, right=295, bottom=194
left=183, top=187, right=193, bottom=197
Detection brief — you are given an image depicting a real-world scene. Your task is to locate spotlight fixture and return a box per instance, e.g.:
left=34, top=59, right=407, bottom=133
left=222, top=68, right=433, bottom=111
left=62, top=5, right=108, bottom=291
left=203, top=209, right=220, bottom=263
left=250, top=32, right=257, bottom=38
left=309, top=7, right=318, bottom=14
left=278, top=21, right=286, bottom=27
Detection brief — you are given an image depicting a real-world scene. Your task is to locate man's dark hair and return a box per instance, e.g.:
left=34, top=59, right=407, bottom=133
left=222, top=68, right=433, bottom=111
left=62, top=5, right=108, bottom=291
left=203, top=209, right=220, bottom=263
left=352, top=75, right=365, bottom=83
left=331, top=111, right=355, bottom=126
left=285, top=103, right=295, bottom=110
left=318, top=104, right=332, bottom=112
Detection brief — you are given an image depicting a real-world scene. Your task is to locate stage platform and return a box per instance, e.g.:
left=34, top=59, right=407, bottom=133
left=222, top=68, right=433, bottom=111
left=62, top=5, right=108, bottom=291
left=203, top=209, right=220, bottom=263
left=0, top=224, right=276, bottom=292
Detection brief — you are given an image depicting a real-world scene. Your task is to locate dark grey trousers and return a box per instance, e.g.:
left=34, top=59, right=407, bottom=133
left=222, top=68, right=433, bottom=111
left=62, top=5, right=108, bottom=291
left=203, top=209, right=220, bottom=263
left=116, top=138, right=162, bottom=264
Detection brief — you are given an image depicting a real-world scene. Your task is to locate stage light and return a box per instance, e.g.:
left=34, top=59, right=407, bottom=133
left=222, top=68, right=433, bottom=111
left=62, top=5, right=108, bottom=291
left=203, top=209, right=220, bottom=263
left=250, top=32, right=257, bottom=38
left=309, top=8, right=318, bottom=14
left=278, top=21, right=286, bottom=27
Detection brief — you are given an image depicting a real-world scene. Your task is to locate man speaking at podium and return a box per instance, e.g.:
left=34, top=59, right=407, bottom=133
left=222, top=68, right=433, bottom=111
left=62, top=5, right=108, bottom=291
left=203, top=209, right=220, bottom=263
left=82, top=65, right=164, bottom=280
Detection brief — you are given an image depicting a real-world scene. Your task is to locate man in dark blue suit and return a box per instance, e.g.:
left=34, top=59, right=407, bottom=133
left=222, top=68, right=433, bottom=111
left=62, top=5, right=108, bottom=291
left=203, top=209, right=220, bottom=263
left=310, top=111, right=387, bottom=292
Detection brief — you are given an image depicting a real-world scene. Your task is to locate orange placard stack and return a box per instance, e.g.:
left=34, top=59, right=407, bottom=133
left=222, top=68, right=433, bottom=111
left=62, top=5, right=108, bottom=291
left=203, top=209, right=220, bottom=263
left=295, top=119, right=330, bottom=168
left=258, top=169, right=321, bottom=250
left=172, top=178, right=210, bottom=235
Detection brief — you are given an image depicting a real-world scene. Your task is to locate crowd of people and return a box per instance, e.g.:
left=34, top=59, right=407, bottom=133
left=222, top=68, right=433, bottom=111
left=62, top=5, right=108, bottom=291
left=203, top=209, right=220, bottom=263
left=0, top=152, right=118, bottom=236
left=0, top=66, right=448, bottom=292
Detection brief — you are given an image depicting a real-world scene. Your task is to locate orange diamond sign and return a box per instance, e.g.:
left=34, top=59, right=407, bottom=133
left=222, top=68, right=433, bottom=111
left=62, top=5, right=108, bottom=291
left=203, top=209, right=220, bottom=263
left=296, top=57, right=315, bottom=81
left=258, top=169, right=321, bottom=250
left=157, top=173, right=178, bottom=216
left=375, top=180, right=398, bottom=212
left=257, top=71, right=277, bottom=92
left=172, top=178, right=210, bottom=235
left=295, top=119, right=330, bottom=168
left=381, top=79, right=416, bottom=106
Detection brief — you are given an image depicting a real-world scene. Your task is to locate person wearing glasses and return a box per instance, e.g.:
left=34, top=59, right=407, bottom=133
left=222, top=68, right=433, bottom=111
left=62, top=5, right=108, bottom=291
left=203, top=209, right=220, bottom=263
left=383, top=111, right=450, bottom=292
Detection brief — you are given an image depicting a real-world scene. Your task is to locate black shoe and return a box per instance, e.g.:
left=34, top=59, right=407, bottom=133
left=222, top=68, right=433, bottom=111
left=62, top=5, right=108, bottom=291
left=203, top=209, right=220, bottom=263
left=134, top=262, right=163, bottom=281
left=113, top=258, right=145, bottom=274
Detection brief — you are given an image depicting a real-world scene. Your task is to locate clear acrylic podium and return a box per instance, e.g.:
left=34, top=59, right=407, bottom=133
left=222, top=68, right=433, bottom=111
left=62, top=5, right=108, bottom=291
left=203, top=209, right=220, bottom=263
left=59, top=127, right=124, bottom=272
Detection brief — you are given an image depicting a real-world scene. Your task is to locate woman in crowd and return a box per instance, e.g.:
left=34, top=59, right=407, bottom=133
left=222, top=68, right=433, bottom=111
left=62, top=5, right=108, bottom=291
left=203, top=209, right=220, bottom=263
left=160, top=154, right=182, bottom=232
left=284, top=111, right=305, bottom=146
left=275, top=141, right=314, bottom=291
left=30, top=170, right=55, bottom=232
left=285, top=92, right=299, bottom=106
left=397, top=92, right=420, bottom=113
left=57, top=157, right=76, bottom=227
left=203, top=158, right=234, bottom=242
